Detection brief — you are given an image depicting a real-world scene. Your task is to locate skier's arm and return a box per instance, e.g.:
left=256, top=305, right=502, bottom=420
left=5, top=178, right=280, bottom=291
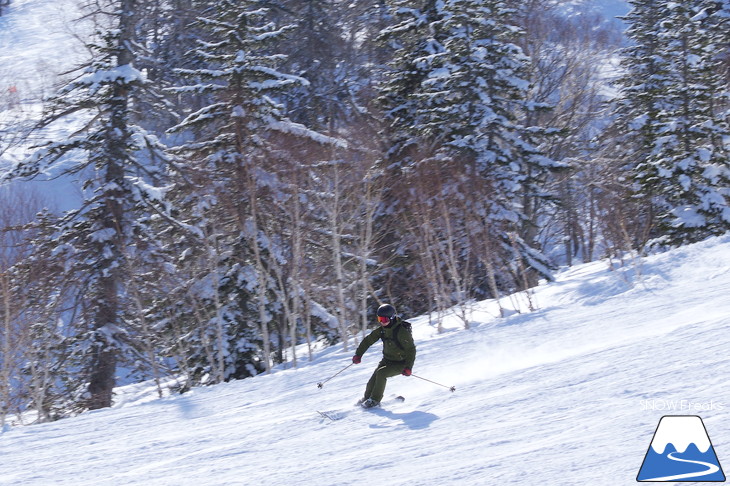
left=401, top=327, right=416, bottom=370
left=354, top=327, right=381, bottom=359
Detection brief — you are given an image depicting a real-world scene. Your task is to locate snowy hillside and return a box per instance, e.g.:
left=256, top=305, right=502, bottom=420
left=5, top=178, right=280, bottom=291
left=0, top=0, right=90, bottom=210
left=2, top=235, right=730, bottom=485
left=0, top=0, right=84, bottom=99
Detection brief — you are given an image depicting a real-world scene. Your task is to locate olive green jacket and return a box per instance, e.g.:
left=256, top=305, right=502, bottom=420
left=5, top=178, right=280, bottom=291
left=355, top=317, right=416, bottom=369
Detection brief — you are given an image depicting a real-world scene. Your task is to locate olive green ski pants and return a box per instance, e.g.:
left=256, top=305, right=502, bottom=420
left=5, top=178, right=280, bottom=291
left=363, top=359, right=405, bottom=403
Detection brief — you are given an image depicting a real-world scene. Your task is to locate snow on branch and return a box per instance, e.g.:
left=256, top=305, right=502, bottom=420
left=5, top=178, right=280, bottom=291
left=76, top=64, right=145, bottom=95
left=266, top=117, right=348, bottom=148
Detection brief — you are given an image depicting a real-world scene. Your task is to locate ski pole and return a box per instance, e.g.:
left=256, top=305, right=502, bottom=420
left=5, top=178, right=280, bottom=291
left=411, top=373, right=456, bottom=392
left=317, top=362, right=355, bottom=389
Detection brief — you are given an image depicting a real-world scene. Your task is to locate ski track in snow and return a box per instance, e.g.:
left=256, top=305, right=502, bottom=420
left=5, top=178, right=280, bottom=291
left=2, top=235, right=730, bottom=485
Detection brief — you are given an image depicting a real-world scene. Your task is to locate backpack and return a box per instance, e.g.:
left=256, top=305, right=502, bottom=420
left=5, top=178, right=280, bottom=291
left=380, top=319, right=412, bottom=350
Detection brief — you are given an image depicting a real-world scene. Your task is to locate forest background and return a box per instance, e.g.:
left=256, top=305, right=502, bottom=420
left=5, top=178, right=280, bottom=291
left=0, top=0, right=728, bottom=424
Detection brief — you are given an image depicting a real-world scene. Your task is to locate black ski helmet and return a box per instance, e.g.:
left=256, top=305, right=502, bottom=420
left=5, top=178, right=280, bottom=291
left=376, top=303, right=397, bottom=319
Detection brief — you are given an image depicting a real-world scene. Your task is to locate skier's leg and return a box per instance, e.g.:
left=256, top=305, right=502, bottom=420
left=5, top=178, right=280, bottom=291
left=369, top=362, right=404, bottom=403
left=362, top=368, right=378, bottom=400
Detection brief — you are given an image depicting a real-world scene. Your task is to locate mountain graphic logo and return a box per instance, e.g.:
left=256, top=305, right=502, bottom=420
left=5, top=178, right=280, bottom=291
left=637, top=415, right=725, bottom=482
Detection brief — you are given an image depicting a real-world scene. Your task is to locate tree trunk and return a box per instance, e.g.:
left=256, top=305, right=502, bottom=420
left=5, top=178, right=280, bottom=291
left=86, top=0, right=137, bottom=409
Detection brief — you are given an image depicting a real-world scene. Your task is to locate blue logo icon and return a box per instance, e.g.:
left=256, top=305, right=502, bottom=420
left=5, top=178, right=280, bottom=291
left=637, top=415, right=725, bottom=482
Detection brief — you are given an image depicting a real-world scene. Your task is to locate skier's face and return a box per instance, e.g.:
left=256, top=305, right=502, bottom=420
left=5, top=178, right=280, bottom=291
left=377, top=316, right=389, bottom=326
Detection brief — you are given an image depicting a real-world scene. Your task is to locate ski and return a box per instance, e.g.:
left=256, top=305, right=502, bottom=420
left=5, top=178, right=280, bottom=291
left=317, top=396, right=405, bottom=421
left=317, top=410, right=346, bottom=421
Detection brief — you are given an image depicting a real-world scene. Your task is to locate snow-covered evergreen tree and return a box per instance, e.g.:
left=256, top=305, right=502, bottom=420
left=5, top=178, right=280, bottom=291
left=1, top=0, right=174, bottom=410
left=377, top=0, right=556, bottom=315
left=614, top=0, right=730, bottom=246
left=166, top=0, right=316, bottom=380
left=277, top=0, right=347, bottom=129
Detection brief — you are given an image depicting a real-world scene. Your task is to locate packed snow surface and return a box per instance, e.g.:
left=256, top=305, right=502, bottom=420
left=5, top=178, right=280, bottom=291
left=2, top=235, right=729, bottom=485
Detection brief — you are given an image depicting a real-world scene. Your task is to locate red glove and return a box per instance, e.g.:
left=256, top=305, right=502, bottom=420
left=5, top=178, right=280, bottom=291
left=352, top=355, right=361, bottom=364
left=402, top=368, right=412, bottom=376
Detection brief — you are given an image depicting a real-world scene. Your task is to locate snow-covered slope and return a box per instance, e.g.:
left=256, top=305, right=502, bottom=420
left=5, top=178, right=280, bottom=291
left=2, top=235, right=729, bottom=485
left=0, top=0, right=88, bottom=210
left=0, top=0, right=84, bottom=99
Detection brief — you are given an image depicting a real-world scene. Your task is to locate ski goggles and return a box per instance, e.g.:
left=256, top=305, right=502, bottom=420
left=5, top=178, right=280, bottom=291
left=377, top=316, right=390, bottom=324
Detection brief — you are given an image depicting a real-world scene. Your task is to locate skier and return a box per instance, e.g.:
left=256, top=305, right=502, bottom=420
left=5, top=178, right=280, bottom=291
left=352, top=303, right=416, bottom=408
left=7, top=85, right=19, bottom=109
